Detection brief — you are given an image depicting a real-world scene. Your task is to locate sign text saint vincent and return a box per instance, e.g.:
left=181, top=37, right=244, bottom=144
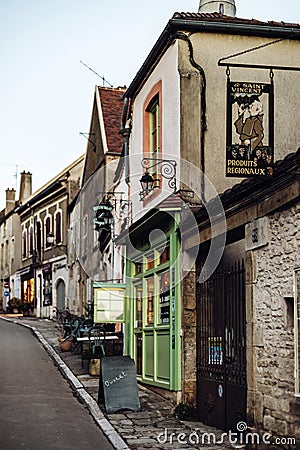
left=226, top=80, right=274, bottom=178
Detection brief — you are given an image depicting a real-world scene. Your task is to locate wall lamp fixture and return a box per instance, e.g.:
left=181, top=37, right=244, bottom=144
left=139, top=157, right=177, bottom=200
left=46, top=233, right=67, bottom=249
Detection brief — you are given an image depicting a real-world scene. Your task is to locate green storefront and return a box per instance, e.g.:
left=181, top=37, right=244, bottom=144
left=124, top=209, right=182, bottom=391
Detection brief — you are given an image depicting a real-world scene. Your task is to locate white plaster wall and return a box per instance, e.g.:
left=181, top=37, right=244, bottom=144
left=129, top=42, right=181, bottom=222
left=179, top=33, right=300, bottom=194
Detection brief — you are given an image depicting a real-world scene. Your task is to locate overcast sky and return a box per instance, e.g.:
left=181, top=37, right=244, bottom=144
left=0, top=0, right=299, bottom=209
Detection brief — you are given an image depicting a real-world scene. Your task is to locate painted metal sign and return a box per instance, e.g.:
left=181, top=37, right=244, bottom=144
left=226, top=79, right=274, bottom=177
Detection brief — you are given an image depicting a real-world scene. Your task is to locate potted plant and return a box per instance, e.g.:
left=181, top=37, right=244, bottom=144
left=58, top=336, right=73, bottom=352
left=7, top=297, right=22, bottom=314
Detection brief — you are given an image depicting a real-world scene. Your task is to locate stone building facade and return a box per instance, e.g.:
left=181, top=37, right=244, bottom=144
left=184, top=148, right=300, bottom=445
left=247, top=203, right=300, bottom=442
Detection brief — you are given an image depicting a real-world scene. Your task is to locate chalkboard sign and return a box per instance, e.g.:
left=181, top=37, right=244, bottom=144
left=98, top=356, right=141, bottom=413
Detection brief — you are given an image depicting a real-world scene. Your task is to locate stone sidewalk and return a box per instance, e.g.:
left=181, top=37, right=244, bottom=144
left=0, top=315, right=245, bottom=450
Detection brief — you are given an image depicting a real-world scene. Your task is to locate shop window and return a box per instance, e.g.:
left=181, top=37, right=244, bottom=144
left=159, top=240, right=170, bottom=265
left=146, top=276, right=154, bottom=325
left=134, top=260, right=144, bottom=275
left=147, top=252, right=155, bottom=270
left=134, top=285, right=143, bottom=328
left=22, top=278, right=34, bottom=303
left=159, top=271, right=170, bottom=325
left=43, top=272, right=52, bottom=306
left=295, top=269, right=300, bottom=395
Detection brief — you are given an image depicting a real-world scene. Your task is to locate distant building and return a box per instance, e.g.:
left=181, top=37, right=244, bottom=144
left=16, top=156, right=84, bottom=318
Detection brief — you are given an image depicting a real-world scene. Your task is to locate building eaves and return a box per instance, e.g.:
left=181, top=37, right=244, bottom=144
left=124, top=12, right=300, bottom=100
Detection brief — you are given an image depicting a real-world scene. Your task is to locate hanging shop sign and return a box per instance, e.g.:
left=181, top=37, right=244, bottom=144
left=226, top=74, right=274, bottom=178
left=93, top=283, right=125, bottom=323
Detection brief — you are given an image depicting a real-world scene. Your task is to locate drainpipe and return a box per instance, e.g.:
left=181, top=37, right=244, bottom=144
left=170, top=32, right=207, bottom=203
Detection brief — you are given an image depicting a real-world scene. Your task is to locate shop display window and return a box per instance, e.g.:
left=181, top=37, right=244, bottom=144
left=159, top=271, right=170, bottom=325
left=146, top=276, right=154, bottom=325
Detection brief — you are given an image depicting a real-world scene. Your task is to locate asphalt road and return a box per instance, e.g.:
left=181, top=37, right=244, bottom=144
left=0, top=319, right=114, bottom=450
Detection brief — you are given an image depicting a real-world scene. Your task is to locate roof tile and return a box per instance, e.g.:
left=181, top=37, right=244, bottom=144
left=98, top=87, right=126, bottom=154
left=172, top=12, right=300, bottom=28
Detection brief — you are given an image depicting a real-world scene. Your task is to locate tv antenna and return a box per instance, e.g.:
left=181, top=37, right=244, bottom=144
left=80, top=60, right=113, bottom=87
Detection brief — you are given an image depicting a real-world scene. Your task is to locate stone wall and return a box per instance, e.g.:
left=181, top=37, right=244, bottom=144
left=248, top=202, right=300, bottom=446
left=181, top=267, right=197, bottom=405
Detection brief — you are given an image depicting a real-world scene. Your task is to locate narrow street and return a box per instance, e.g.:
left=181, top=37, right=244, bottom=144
left=0, top=319, right=114, bottom=450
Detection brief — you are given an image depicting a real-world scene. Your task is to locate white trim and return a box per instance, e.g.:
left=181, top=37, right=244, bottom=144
left=96, top=88, right=109, bottom=153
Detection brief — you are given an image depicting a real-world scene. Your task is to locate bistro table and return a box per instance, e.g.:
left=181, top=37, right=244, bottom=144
left=77, top=333, right=123, bottom=367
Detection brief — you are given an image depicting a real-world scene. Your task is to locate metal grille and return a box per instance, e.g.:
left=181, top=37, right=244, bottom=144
left=197, top=259, right=247, bottom=430
left=197, top=260, right=246, bottom=384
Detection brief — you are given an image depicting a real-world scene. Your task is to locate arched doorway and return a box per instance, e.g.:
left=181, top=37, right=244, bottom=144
left=56, top=279, right=66, bottom=310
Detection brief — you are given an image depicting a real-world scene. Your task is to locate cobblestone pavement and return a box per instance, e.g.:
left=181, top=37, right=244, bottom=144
left=1, top=315, right=245, bottom=450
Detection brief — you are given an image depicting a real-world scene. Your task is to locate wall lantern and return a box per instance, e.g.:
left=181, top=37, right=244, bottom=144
left=46, top=232, right=67, bottom=249
left=139, top=157, right=177, bottom=200
left=46, top=232, right=55, bottom=246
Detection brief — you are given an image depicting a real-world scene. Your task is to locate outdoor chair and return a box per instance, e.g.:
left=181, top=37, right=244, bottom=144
left=88, top=325, right=106, bottom=359
left=81, top=324, right=106, bottom=367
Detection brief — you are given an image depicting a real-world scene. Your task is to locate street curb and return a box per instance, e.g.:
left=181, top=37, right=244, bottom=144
left=0, top=317, right=130, bottom=450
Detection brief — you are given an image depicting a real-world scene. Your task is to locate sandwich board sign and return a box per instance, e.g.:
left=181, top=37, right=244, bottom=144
left=98, top=356, right=141, bottom=413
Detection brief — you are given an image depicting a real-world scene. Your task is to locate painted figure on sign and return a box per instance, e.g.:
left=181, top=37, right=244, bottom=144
left=234, top=97, right=264, bottom=159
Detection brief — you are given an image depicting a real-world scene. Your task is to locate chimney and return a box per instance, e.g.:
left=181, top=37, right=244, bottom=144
left=5, top=188, right=16, bottom=214
left=198, top=0, right=236, bottom=17
left=19, top=171, right=32, bottom=203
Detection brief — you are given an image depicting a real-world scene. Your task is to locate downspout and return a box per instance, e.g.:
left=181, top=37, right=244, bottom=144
left=119, top=97, right=132, bottom=185
left=170, top=32, right=207, bottom=203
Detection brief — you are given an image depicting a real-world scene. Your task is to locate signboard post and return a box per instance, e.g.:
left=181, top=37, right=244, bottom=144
left=98, top=356, right=141, bottom=413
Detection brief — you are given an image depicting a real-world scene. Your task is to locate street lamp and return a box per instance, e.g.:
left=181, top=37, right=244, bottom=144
left=139, top=157, right=177, bottom=200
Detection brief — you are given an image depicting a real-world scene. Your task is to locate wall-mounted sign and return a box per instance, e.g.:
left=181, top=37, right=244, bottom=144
left=93, top=283, right=125, bottom=323
left=226, top=80, right=274, bottom=178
